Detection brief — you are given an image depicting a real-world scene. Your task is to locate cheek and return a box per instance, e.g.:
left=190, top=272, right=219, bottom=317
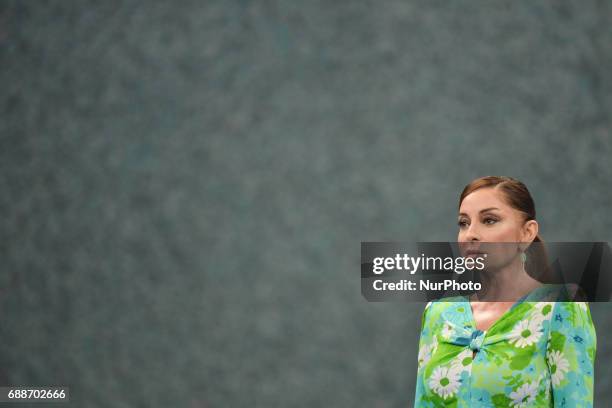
left=484, top=223, right=521, bottom=242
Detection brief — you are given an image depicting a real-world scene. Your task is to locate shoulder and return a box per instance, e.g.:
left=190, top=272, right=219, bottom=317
left=535, top=283, right=588, bottom=302
left=548, top=301, right=597, bottom=363
left=550, top=299, right=592, bottom=316
left=564, top=283, right=588, bottom=301
left=549, top=301, right=596, bottom=337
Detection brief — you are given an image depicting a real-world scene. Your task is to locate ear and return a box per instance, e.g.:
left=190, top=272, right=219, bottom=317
left=521, top=219, right=539, bottom=243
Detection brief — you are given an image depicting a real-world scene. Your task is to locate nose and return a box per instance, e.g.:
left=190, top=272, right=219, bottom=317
left=462, top=223, right=481, bottom=242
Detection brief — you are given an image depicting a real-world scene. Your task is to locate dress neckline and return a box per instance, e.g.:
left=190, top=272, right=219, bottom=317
left=463, top=283, right=551, bottom=333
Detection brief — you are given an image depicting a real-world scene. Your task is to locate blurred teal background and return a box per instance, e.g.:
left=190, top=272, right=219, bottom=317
left=1, top=1, right=611, bottom=406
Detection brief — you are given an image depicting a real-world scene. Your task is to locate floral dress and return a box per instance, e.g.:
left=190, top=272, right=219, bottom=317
left=414, top=285, right=596, bottom=407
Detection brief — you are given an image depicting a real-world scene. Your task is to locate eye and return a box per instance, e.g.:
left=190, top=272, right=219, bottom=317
left=483, top=217, right=497, bottom=225
left=457, top=219, right=468, bottom=228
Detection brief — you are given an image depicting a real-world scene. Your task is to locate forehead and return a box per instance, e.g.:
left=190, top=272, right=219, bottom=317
left=459, top=188, right=509, bottom=214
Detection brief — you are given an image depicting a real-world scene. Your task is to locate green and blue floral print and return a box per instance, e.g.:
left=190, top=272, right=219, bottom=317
left=414, top=285, right=596, bottom=407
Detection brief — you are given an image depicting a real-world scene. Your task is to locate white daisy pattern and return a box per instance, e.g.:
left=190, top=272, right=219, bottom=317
left=533, top=302, right=554, bottom=317
left=509, top=380, right=539, bottom=407
left=529, top=302, right=553, bottom=327
left=508, top=318, right=543, bottom=348
left=451, top=349, right=473, bottom=372
left=547, top=350, right=570, bottom=386
left=414, top=297, right=596, bottom=406
left=441, top=323, right=454, bottom=340
left=418, top=336, right=438, bottom=368
left=428, top=366, right=461, bottom=399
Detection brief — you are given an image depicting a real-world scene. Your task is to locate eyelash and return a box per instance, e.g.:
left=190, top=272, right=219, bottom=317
left=457, top=218, right=498, bottom=228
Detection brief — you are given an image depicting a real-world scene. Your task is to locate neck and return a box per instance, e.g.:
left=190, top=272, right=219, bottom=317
left=473, top=257, right=542, bottom=303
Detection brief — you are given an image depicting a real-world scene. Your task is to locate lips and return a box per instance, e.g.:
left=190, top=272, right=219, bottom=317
left=465, top=249, right=486, bottom=256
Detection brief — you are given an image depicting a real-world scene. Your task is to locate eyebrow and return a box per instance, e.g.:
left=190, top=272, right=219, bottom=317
left=458, top=207, right=500, bottom=217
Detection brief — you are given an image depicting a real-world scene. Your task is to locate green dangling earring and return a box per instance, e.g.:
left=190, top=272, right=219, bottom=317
left=520, top=252, right=527, bottom=263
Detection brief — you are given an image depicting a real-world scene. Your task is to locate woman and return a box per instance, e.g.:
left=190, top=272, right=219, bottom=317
left=414, top=176, right=596, bottom=407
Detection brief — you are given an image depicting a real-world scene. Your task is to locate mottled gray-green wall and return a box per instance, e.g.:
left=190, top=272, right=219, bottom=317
left=1, top=1, right=611, bottom=407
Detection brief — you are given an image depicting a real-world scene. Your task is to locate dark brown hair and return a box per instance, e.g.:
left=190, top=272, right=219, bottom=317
left=458, top=176, right=552, bottom=282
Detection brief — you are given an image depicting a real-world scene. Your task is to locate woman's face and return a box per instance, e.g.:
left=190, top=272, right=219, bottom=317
left=457, top=187, right=538, bottom=270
